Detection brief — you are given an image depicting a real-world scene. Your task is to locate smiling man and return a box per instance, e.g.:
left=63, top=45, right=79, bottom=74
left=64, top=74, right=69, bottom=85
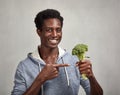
left=11, top=9, right=103, bottom=95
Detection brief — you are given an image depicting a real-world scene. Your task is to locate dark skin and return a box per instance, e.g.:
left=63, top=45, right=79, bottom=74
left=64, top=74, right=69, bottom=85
left=23, top=18, right=103, bottom=95
left=77, top=59, right=103, bottom=95
left=76, top=59, right=93, bottom=78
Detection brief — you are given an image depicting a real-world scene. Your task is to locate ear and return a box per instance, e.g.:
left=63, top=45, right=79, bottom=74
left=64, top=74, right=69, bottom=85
left=36, top=29, right=41, bottom=37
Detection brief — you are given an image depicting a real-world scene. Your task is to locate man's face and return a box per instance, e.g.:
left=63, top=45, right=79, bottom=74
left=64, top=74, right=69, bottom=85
left=38, top=18, right=62, bottom=49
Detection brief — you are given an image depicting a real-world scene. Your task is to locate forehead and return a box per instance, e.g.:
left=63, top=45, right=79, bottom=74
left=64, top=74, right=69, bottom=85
left=43, top=18, right=61, bottom=27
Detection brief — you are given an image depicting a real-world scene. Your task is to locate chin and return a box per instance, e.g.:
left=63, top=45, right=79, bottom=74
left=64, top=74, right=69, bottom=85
left=49, top=44, right=58, bottom=49
left=50, top=45, right=58, bottom=49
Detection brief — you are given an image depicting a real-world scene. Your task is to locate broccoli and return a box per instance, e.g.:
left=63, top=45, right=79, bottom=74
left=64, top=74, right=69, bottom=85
left=72, top=44, right=88, bottom=60
left=72, top=44, right=88, bottom=79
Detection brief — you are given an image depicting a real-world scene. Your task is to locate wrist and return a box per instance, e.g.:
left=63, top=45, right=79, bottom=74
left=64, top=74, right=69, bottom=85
left=88, top=73, right=95, bottom=79
left=37, top=73, right=46, bottom=84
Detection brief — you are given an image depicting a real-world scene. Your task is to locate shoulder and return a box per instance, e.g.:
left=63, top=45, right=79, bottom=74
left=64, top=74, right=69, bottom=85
left=16, top=53, right=37, bottom=71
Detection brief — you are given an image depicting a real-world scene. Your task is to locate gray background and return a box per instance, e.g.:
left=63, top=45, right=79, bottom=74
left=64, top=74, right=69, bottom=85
left=0, top=0, right=120, bottom=95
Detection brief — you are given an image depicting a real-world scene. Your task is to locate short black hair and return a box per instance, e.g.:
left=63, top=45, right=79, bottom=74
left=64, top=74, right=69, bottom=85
left=34, top=9, right=64, bottom=29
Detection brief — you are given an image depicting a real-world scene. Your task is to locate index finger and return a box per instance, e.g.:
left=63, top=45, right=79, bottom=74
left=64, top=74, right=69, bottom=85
left=53, top=64, right=70, bottom=68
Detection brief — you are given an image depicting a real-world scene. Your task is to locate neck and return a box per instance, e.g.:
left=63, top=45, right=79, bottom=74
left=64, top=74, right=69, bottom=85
left=38, top=46, right=59, bottom=59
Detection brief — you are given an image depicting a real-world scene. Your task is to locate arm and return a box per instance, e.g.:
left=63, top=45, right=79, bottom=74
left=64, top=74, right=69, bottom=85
left=23, top=63, right=69, bottom=95
left=11, top=65, right=27, bottom=95
left=22, top=73, right=44, bottom=95
left=23, top=64, right=58, bottom=95
left=77, top=59, right=103, bottom=95
left=12, top=62, right=69, bottom=95
left=11, top=63, right=44, bottom=95
left=88, top=76, right=103, bottom=95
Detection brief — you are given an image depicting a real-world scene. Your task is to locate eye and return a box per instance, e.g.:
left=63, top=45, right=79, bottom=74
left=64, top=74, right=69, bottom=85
left=45, top=28, right=53, bottom=32
left=56, top=28, right=62, bottom=33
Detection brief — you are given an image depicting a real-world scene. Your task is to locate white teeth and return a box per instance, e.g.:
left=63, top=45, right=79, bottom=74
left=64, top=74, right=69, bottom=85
left=49, top=39, right=57, bottom=44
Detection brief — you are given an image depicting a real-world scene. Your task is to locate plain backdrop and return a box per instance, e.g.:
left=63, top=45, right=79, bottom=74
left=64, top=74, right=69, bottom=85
left=0, top=0, right=120, bottom=95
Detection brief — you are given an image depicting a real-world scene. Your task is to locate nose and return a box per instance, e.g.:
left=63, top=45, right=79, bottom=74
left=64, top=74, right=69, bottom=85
left=52, top=30, right=57, bottom=37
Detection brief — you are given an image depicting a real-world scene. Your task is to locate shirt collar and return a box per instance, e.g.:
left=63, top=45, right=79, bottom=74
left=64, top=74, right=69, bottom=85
left=31, top=46, right=66, bottom=60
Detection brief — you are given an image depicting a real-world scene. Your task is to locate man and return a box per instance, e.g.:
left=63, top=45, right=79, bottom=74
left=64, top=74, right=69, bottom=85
left=12, top=9, right=103, bottom=95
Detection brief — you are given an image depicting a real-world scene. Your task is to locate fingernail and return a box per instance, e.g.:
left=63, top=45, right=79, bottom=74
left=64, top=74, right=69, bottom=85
left=81, top=60, right=85, bottom=62
left=66, top=64, right=70, bottom=66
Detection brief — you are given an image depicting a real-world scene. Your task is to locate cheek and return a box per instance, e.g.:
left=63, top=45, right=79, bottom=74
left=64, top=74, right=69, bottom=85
left=59, top=34, right=62, bottom=39
left=58, top=34, right=62, bottom=42
left=58, top=32, right=62, bottom=37
left=44, top=32, right=52, bottom=37
left=59, top=33, right=62, bottom=39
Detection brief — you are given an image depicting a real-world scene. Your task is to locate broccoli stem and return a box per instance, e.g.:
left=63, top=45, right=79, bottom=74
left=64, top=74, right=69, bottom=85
left=79, top=53, right=88, bottom=80
left=78, top=53, right=85, bottom=60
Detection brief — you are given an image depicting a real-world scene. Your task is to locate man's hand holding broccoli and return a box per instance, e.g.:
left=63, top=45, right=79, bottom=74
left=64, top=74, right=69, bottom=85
left=72, top=44, right=93, bottom=79
left=72, top=44, right=103, bottom=95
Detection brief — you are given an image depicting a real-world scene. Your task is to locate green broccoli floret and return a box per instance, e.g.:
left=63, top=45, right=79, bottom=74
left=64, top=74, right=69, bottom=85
left=72, top=44, right=88, bottom=60
left=72, top=44, right=88, bottom=80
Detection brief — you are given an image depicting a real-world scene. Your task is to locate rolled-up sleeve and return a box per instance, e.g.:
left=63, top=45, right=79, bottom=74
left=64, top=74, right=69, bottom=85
left=11, top=63, right=27, bottom=95
left=80, top=76, right=91, bottom=95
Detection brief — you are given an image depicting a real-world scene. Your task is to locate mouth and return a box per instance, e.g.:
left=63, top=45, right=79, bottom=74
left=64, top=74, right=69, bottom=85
left=48, top=39, right=58, bottom=44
